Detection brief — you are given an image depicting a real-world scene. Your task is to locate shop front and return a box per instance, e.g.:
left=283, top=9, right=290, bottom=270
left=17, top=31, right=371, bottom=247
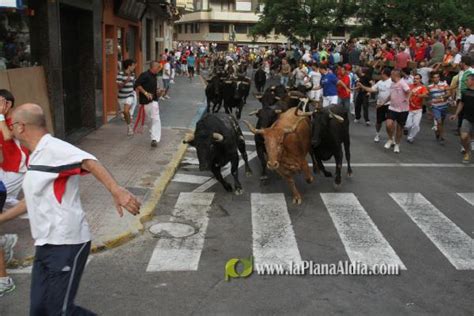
left=102, top=0, right=144, bottom=122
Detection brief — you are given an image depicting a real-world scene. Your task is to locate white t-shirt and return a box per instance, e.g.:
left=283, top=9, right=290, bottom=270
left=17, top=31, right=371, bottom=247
left=162, top=63, right=171, bottom=79
left=23, top=134, right=97, bottom=246
left=453, top=53, right=462, bottom=65
left=373, top=78, right=392, bottom=105
left=463, top=34, right=474, bottom=54
left=417, top=67, right=433, bottom=86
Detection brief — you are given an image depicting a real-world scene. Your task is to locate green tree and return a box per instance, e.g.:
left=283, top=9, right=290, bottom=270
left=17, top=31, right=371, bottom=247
left=250, top=0, right=357, bottom=46
left=354, top=0, right=474, bottom=38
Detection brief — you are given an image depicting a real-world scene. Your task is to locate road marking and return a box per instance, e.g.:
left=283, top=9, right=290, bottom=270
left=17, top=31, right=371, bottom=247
left=172, top=173, right=211, bottom=184
left=146, top=193, right=215, bottom=272
left=193, top=151, right=258, bottom=193
left=309, top=163, right=474, bottom=168
left=457, top=193, right=474, bottom=207
left=321, top=193, right=407, bottom=270
left=245, top=140, right=255, bottom=146
left=251, top=193, right=302, bottom=268
left=390, top=193, right=474, bottom=270
left=242, top=131, right=253, bottom=136
left=181, top=157, right=200, bottom=165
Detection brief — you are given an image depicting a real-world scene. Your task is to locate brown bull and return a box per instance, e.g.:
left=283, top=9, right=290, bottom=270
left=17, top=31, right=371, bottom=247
left=244, top=109, right=313, bottom=204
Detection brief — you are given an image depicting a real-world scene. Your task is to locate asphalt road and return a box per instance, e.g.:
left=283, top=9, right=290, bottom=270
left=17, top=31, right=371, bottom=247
left=2, top=75, right=473, bottom=316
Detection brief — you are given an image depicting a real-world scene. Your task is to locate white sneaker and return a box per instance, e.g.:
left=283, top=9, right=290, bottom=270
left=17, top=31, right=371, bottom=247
left=374, top=134, right=380, bottom=143
left=394, top=144, right=400, bottom=153
left=0, top=234, right=18, bottom=263
left=127, top=124, right=134, bottom=136
left=365, top=121, right=371, bottom=126
left=384, top=139, right=393, bottom=149
left=164, top=95, right=171, bottom=99
left=354, top=119, right=360, bottom=123
left=0, top=277, right=15, bottom=297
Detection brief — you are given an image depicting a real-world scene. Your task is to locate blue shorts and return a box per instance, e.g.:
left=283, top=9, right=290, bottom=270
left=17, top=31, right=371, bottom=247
left=432, top=105, right=448, bottom=121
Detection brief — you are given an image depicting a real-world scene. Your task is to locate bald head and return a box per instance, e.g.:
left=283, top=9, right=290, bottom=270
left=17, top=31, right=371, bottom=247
left=13, top=103, right=47, bottom=129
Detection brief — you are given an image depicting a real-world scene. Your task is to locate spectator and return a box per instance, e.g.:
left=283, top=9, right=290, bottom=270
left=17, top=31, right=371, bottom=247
left=405, top=73, right=429, bottom=143
left=162, top=56, right=172, bottom=100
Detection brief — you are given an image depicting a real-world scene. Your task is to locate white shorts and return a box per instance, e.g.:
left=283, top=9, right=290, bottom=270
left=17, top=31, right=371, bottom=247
left=0, top=170, right=24, bottom=208
left=118, top=95, right=135, bottom=111
left=322, top=95, right=338, bottom=108
left=308, top=90, right=322, bottom=102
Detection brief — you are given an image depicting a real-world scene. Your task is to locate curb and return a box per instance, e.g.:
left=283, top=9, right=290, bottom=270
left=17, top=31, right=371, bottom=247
left=90, top=141, right=189, bottom=254
left=9, top=142, right=189, bottom=268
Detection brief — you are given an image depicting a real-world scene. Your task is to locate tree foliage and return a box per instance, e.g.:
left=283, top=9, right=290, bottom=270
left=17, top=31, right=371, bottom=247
left=251, top=0, right=474, bottom=44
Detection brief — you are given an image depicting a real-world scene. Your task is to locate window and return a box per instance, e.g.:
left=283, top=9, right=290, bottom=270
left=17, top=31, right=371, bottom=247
left=0, top=4, right=32, bottom=68
left=176, top=24, right=182, bottom=34
left=209, top=23, right=228, bottom=33
left=234, top=24, right=248, bottom=34
left=184, top=24, right=188, bottom=33
left=194, top=23, right=200, bottom=33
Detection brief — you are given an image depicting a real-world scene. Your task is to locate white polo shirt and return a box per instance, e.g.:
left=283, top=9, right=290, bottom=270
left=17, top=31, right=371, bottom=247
left=22, top=134, right=97, bottom=246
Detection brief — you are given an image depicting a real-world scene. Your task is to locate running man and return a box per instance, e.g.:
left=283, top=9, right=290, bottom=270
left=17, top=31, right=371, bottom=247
left=428, top=72, right=451, bottom=144
left=116, top=59, right=137, bottom=136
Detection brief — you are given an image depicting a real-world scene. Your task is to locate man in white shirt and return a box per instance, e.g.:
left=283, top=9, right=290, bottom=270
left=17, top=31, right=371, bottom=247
left=162, top=56, right=172, bottom=100
left=358, top=68, right=393, bottom=143
left=0, top=103, right=141, bottom=315
left=463, top=28, right=474, bottom=55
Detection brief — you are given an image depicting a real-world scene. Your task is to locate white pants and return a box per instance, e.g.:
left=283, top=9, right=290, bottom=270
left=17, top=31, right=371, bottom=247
left=0, top=170, right=24, bottom=209
left=405, top=109, right=422, bottom=140
left=144, top=101, right=161, bottom=142
left=308, top=89, right=322, bottom=102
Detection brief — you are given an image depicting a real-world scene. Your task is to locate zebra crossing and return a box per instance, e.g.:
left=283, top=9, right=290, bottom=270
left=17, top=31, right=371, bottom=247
left=146, top=191, right=474, bottom=272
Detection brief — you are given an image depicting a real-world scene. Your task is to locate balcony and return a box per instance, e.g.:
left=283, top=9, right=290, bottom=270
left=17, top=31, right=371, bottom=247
left=176, top=10, right=260, bottom=23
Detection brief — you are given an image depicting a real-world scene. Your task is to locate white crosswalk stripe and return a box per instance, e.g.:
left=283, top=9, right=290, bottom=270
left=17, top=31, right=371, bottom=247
left=146, top=192, right=215, bottom=272
left=321, top=193, right=407, bottom=270
left=145, top=190, right=473, bottom=272
left=457, top=193, right=474, bottom=207
left=390, top=193, right=474, bottom=270
left=251, top=193, right=302, bottom=269
left=172, top=173, right=211, bottom=184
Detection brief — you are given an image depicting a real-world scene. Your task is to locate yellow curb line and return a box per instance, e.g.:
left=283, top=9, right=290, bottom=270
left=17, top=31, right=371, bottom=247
left=10, top=141, right=190, bottom=268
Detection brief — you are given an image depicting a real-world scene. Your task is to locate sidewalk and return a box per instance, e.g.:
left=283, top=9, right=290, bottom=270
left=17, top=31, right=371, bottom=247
left=2, top=75, right=206, bottom=267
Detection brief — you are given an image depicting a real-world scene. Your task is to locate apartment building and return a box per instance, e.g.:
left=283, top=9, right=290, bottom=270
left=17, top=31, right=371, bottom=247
left=174, top=0, right=287, bottom=50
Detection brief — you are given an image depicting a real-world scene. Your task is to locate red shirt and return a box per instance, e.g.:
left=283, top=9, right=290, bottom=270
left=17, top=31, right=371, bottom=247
left=1, top=117, right=30, bottom=172
left=384, top=50, right=395, bottom=61
left=409, top=84, right=428, bottom=111
left=337, top=74, right=350, bottom=99
left=415, top=45, right=426, bottom=62
left=409, top=37, right=417, bottom=50
left=395, top=52, right=410, bottom=69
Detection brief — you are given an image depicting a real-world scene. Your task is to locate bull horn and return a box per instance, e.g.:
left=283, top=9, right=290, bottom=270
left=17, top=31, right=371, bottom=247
left=248, top=110, right=259, bottom=116
left=241, top=81, right=250, bottom=85
left=274, top=109, right=282, bottom=114
left=290, top=96, right=299, bottom=99
left=296, top=109, right=313, bottom=117
left=328, top=110, right=344, bottom=123
left=243, top=120, right=263, bottom=135
left=183, top=133, right=195, bottom=144
left=213, top=133, right=224, bottom=142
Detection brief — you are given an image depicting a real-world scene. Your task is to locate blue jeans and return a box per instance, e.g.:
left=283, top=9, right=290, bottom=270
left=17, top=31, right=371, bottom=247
left=280, top=76, right=289, bottom=86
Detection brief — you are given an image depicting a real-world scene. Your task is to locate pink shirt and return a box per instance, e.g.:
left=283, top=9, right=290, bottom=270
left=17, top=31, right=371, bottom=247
left=389, top=79, right=410, bottom=112
left=395, top=52, right=410, bottom=69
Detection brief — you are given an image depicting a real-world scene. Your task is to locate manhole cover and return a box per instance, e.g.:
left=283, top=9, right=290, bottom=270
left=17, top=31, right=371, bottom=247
left=149, top=222, right=196, bottom=238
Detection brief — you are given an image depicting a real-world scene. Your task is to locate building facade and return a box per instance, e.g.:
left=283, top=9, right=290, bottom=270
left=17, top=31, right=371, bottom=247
left=174, top=0, right=287, bottom=49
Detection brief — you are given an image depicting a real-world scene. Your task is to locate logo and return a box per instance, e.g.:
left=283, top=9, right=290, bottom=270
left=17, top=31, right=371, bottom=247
left=225, top=256, right=253, bottom=281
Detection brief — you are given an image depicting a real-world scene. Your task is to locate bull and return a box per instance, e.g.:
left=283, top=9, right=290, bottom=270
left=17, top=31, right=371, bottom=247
left=183, top=113, right=252, bottom=194
left=244, top=109, right=313, bottom=204
left=299, top=107, right=352, bottom=187
left=205, top=75, right=224, bottom=113
left=222, top=80, right=250, bottom=119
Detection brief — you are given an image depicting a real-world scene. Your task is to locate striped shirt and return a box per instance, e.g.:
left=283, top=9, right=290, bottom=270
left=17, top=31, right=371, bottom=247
left=116, top=71, right=135, bottom=99
left=428, top=81, right=449, bottom=107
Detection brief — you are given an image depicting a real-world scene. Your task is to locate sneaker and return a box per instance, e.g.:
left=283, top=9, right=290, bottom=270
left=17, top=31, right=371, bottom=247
left=164, top=95, right=171, bottom=99
left=365, top=121, right=371, bottom=126
left=0, top=277, right=15, bottom=297
left=384, top=139, right=393, bottom=149
left=159, top=96, right=165, bottom=101
left=127, top=124, right=134, bottom=136
left=394, top=144, right=400, bottom=153
left=151, top=140, right=158, bottom=148
left=462, top=152, right=471, bottom=164
left=407, top=138, right=414, bottom=144
left=354, top=119, right=360, bottom=123
left=374, top=134, right=380, bottom=143
left=0, top=234, right=18, bottom=263
left=461, top=147, right=466, bottom=154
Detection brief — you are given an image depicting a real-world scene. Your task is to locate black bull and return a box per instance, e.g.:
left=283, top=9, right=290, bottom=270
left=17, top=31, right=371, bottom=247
left=310, top=108, right=352, bottom=187
left=183, top=113, right=252, bottom=194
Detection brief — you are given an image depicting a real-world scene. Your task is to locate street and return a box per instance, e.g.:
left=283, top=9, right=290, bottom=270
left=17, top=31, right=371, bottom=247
left=2, top=77, right=473, bottom=316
